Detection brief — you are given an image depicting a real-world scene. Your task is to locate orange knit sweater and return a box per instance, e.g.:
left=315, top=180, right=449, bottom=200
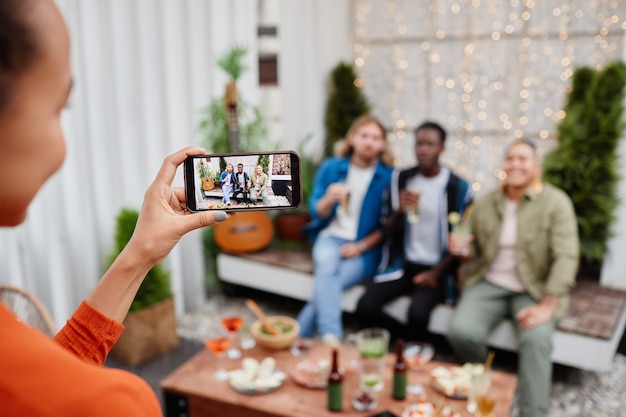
left=0, top=301, right=161, bottom=416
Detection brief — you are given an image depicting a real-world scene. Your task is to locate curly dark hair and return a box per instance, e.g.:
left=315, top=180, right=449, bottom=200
left=415, top=120, right=447, bottom=144
left=0, top=0, right=39, bottom=109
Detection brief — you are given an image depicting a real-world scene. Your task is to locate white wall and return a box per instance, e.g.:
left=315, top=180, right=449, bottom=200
left=278, top=0, right=353, bottom=159
left=601, top=29, right=626, bottom=290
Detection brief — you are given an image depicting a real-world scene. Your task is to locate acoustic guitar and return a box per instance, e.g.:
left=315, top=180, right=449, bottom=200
left=214, top=210, right=274, bottom=253
left=213, top=81, right=274, bottom=253
left=201, top=176, right=215, bottom=191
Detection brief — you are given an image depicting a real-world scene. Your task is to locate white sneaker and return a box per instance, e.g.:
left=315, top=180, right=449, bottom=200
left=322, top=334, right=341, bottom=347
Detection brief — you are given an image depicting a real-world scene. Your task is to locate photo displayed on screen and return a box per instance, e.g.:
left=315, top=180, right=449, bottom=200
left=191, top=153, right=296, bottom=210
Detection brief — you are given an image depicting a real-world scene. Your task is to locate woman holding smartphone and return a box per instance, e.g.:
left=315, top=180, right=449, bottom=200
left=0, top=1, right=226, bottom=415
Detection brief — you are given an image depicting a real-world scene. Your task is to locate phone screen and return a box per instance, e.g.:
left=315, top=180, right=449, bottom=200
left=184, top=151, right=302, bottom=212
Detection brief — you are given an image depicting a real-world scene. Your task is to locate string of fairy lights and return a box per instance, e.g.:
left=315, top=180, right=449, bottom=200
left=353, top=0, right=626, bottom=194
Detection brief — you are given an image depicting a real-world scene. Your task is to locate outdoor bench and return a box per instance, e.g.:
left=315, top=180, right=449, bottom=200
left=217, top=247, right=626, bottom=372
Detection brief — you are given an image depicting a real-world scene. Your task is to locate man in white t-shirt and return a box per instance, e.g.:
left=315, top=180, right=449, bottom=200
left=355, top=121, right=472, bottom=343
left=233, top=163, right=250, bottom=203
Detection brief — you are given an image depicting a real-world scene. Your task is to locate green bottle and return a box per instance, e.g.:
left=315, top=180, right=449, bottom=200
left=392, top=339, right=407, bottom=400
left=327, top=349, right=343, bottom=411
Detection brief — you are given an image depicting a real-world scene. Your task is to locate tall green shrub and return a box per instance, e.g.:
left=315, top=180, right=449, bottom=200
left=257, top=154, right=270, bottom=174
left=106, top=208, right=172, bottom=312
left=543, top=61, right=626, bottom=264
left=324, top=62, right=371, bottom=157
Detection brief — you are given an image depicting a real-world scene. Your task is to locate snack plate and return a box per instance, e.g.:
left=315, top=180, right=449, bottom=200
left=429, top=365, right=470, bottom=400
left=229, top=369, right=285, bottom=395
left=430, top=380, right=468, bottom=400
left=290, top=358, right=330, bottom=389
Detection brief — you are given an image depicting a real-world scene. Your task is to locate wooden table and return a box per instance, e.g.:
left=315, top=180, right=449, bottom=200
left=161, top=341, right=517, bottom=417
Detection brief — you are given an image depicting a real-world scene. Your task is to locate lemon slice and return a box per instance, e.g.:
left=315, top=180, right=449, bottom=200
left=361, top=373, right=381, bottom=388
left=448, top=212, right=461, bottom=225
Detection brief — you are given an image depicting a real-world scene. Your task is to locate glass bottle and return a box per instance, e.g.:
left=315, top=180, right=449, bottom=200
left=327, top=349, right=343, bottom=411
left=392, top=338, right=407, bottom=400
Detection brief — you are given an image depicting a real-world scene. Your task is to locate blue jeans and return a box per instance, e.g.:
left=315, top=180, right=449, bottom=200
left=221, top=184, right=233, bottom=204
left=297, top=235, right=366, bottom=339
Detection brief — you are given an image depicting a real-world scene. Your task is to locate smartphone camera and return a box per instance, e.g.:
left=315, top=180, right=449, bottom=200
left=184, top=151, right=303, bottom=212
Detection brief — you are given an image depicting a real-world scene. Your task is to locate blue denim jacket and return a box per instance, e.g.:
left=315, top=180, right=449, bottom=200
left=220, top=171, right=236, bottom=184
left=304, top=156, right=393, bottom=277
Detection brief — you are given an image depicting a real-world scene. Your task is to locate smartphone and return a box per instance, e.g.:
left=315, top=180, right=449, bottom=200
left=184, top=150, right=302, bottom=212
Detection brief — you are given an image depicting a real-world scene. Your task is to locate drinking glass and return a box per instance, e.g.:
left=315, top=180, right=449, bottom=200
left=205, top=336, right=231, bottom=381
left=341, top=189, right=350, bottom=215
left=403, top=341, right=435, bottom=395
left=352, top=365, right=385, bottom=411
left=239, top=323, right=256, bottom=350
left=220, top=315, right=244, bottom=359
left=406, top=189, right=421, bottom=223
left=476, top=392, right=496, bottom=417
left=467, top=368, right=491, bottom=414
left=450, top=224, right=471, bottom=256
left=347, top=328, right=389, bottom=411
left=290, top=338, right=314, bottom=357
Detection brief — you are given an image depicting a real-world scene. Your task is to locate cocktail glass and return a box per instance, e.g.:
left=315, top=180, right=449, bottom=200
left=220, top=315, right=244, bottom=359
left=205, top=336, right=230, bottom=381
left=352, top=367, right=384, bottom=411
left=450, top=223, right=471, bottom=256
left=346, top=327, right=389, bottom=411
left=403, top=341, right=435, bottom=396
left=476, top=392, right=496, bottom=417
left=467, top=368, right=491, bottom=414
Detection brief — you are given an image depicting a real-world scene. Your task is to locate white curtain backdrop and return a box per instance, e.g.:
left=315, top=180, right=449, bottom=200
left=0, top=0, right=260, bottom=327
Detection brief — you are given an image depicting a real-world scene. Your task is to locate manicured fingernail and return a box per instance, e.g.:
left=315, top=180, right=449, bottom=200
left=214, top=211, right=227, bottom=222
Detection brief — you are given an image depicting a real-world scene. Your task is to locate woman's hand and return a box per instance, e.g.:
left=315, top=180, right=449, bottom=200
left=88, top=147, right=228, bottom=322
left=125, top=146, right=227, bottom=267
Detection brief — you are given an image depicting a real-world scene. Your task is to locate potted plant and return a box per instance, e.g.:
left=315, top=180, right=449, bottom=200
left=273, top=134, right=316, bottom=243
left=107, top=208, right=180, bottom=366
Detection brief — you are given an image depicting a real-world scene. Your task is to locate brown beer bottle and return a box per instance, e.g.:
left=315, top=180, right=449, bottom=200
left=327, top=349, right=343, bottom=411
left=392, top=338, right=407, bottom=400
